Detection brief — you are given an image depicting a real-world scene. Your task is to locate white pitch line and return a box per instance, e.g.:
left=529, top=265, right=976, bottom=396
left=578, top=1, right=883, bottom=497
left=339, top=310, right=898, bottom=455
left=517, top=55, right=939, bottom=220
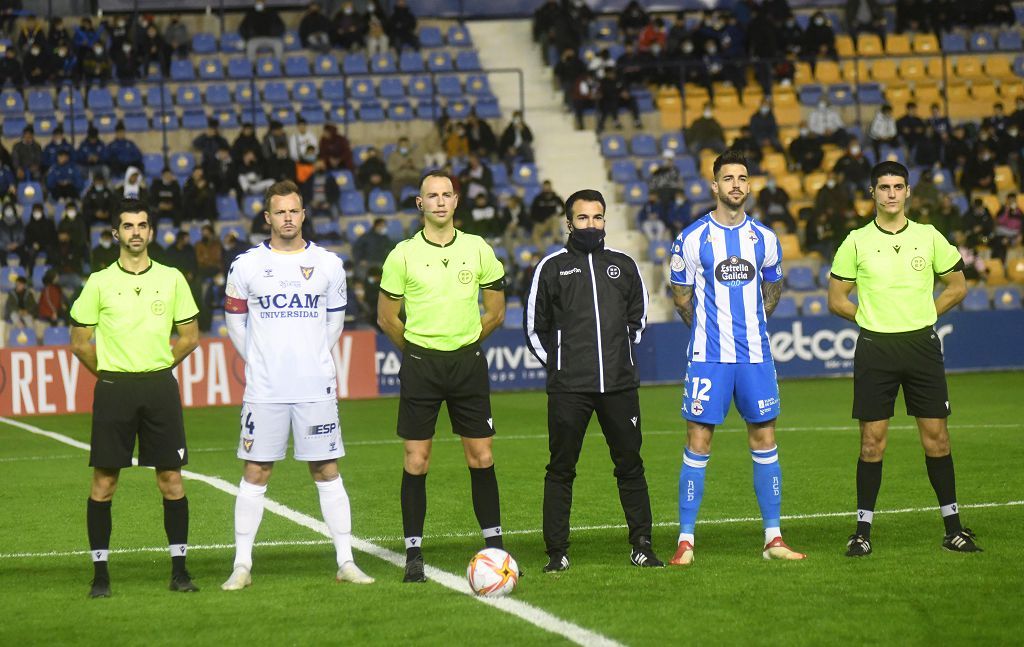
left=0, top=416, right=623, bottom=647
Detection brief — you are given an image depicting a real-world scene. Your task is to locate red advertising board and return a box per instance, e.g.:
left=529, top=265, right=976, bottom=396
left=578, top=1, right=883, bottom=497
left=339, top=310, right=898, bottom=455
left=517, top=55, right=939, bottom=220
left=0, top=331, right=379, bottom=416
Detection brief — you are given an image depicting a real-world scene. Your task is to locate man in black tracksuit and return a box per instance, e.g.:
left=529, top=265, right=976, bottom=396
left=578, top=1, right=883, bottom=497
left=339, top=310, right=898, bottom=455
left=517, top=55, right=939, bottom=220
left=524, top=188, right=664, bottom=572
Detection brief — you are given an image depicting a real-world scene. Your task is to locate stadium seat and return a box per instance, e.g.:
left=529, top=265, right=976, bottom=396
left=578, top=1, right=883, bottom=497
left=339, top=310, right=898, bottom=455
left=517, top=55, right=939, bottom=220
left=170, top=58, right=195, bottom=81
left=0, top=89, right=23, bottom=115
left=7, top=327, right=37, bottom=347
left=660, top=132, right=685, bottom=155
left=984, top=259, right=1008, bottom=286
left=857, top=82, right=884, bottom=105
left=648, top=240, right=670, bottom=264
left=970, top=31, right=996, bottom=52
left=993, top=286, right=1022, bottom=310
left=631, top=134, right=658, bottom=157
left=263, top=82, right=290, bottom=106
left=315, top=54, right=340, bottom=76
left=284, top=55, right=311, bottom=77
left=388, top=100, right=414, bottom=122
left=321, top=79, right=346, bottom=103
left=399, top=50, right=424, bottom=73
left=17, top=182, right=43, bottom=207
left=86, top=86, right=114, bottom=111
left=33, top=115, right=58, bottom=136
left=26, top=89, right=53, bottom=113
left=778, top=233, right=802, bottom=261
left=941, top=32, right=967, bottom=53
left=145, top=86, right=173, bottom=110
left=349, top=78, right=375, bottom=100
left=235, top=82, right=258, bottom=108
left=437, top=74, right=462, bottom=97
left=623, top=182, right=648, bottom=205
left=205, top=83, right=232, bottom=107
left=241, top=195, right=264, bottom=218
left=220, top=32, right=244, bottom=53
left=601, top=135, right=627, bottom=158
left=513, top=244, right=538, bottom=268
left=1007, top=258, right=1024, bottom=283
left=56, top=87, right=84, bottom=112
left=369, top=52, right=396, bottom=74
left=419, top=25, right=443, bottom=48
left=408, top=75, right=433, bottom=98
left=256, top=57, right=281, bottom=78
left=42, top=325, right=70, bottom=346
left=447, top=25, right=471, bottom=47
left=465, top=74, right=491, bottom=97
left=815, top=61, right=841, bottom=84
left=997, top=30, right=1022, bottom=51
left=774, top=296, right=798, bottom=318
left=513, top=163, right=539, bottom=186
left=800, top=295, right=828, bottom=316
left=283, top=30, right=301, bottom=51
left=504, top=304, right=524, bottom=330
left=291, top=81, right=319, bottom=106
left=93, top=113, right=117, bottom=134
left=912, top=33, right=939, bottom=53
left=786, top=266, right=816, bottom=291
left=358, top=100, right=386, bottom=122
left=299, top=106, right=326, bottom=124
left=342, top=52, right=368, bottom=75
left=379, top=77, right=405, bottom=99
left=685, top=178, right=711, bottom=202
left=428, top=51, right=454, bottom=72
left=609, top=160, right=637, bottom=185
left=181, top=110, right=208, bottom=130
left=327, top=104, right=352, bottom=123
left=123, top=112, right=149, bottom=132
left=961, top=287, right=990, bottom=311
left=169, top=152, right=195, bottom=179
left=216, top=194, right=241, bottom=220
left=339, top=191, right=365, bottom=216
left=456, top=51, right=481, bottom=71
left=176, top=85, right=202, bottom=108
left=197, top=57, right=225, bottom=80
left=227, top=57, right=254, bottom=79
left=798, top=85, right=824, bottom=106
left=345, top=217, right=372, bottom=241
left=475, top=97, right=501, bottom=119
left=142, top=153, right=164, bottom=179
left=856, top=33, right=883, bottom=55
left=885, top=34, right=911, bottom=55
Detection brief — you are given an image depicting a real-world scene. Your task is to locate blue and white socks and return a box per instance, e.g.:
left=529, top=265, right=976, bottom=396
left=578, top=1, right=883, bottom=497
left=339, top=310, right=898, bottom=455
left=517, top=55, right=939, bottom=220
left=678, top=448, right=709, bottom=545
left=752, top=446, right=782, bottom=545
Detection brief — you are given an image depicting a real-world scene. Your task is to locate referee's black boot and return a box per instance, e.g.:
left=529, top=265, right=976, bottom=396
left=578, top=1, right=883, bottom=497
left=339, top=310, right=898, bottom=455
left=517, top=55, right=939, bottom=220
left=403, top=555, right=426, bottom=583
left=89, top=577, right=111, bottom=598
left=630, top=538, right=665, bottom=568
left=943, top=528, right=983, bottom=553
left=169, top=569, right=200, bottom=592
left=543, top=552, right=569, bottom=573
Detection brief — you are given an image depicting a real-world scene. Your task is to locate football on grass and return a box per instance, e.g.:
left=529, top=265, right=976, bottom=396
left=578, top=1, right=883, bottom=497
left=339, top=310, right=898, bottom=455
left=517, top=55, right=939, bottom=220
left=467, top=548, right=519, bottom=597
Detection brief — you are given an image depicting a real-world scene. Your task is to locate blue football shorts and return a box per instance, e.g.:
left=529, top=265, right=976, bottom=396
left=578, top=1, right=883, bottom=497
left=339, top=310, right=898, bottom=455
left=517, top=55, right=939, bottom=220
left=680, top=360, right=781, bottom=425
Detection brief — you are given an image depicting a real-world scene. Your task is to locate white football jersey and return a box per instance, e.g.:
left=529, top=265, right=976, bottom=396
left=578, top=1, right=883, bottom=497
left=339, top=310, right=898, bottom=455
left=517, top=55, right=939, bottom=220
left=225, top=241, right=347, bottom=403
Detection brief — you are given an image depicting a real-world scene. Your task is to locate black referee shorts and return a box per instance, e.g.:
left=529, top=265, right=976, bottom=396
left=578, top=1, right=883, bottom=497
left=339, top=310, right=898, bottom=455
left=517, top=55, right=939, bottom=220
left=853, top=326, right=951, bottom=421
left=90, top=369, right=188, bottom=469
left=397, top=342, right=494, bottom=440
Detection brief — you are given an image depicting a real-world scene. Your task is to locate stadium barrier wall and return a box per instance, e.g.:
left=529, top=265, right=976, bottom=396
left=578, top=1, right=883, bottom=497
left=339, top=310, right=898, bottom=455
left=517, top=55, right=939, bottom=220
left=0, top=331, right=378, bottom=416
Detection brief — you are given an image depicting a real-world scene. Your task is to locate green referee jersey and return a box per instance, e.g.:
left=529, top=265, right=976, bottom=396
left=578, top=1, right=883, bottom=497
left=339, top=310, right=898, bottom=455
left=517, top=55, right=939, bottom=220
left=380, top=229, right=505, bottom=351
left=70, top=260, right=199, bottom=372
left=831, top=218, right=962, bottom=333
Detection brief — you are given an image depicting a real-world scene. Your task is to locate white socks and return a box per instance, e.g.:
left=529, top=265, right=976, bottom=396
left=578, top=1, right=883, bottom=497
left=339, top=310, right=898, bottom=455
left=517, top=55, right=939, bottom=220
left=233, top=479, right=267, bottom=570
left=316, top=476, right=354, bottom=567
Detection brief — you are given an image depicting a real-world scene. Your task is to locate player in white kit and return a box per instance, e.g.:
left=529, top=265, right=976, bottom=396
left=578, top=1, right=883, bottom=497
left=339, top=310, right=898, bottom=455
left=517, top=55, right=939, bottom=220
left=221, top=181, right=373, bottom=589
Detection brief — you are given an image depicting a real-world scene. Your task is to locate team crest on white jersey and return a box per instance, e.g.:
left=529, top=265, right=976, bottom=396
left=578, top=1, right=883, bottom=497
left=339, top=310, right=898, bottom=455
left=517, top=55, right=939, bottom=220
left=301, top=266, right=315, bottom=280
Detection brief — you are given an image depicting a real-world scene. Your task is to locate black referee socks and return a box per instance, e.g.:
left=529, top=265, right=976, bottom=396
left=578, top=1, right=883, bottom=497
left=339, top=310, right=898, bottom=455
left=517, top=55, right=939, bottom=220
left=469, top=465, right=503, bottom=549
left=163, top=496, right=190, bottom=575
left=401, top=471, right=427, bottom=559
left=925, top=454, right=962, bottom=535
left=855, top=459, right=883, bottom=538
left=87, top=498, right=112, bottom=579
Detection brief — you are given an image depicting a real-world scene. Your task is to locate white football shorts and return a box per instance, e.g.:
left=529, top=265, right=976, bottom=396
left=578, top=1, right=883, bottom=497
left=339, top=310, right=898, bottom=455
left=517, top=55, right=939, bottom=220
left=237, top=400, right=344, bottom=462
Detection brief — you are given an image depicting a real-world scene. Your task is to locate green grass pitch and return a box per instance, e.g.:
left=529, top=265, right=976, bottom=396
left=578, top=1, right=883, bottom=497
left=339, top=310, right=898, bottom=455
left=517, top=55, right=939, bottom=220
left=1, top=372, right=1021, bottom=645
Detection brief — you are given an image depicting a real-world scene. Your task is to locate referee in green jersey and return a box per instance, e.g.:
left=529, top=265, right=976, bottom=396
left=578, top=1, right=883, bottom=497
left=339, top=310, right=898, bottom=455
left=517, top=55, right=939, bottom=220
left=828, top=161, right=981, bottom=556
left=69, top=199, right=201, bottom=598
left=378, top=171, right=507, bottom=583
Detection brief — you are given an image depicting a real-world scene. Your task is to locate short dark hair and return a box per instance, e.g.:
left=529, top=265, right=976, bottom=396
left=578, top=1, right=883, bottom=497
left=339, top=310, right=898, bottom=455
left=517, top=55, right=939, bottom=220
left=712, top=149, right=749, bottom=179
left=264, top=180, right=302, bottom=211
left=419, top=170, right=457, bottom=193
left=113, top=199, right=150, bottom=228
left=564, top=189, right=606, bottom=219
left=870, top=161, right=909, bottom=187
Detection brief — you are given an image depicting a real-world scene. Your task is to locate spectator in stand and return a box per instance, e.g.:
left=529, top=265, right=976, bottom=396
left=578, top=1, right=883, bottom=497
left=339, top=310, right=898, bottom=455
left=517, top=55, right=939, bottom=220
left=108, top=15, right=130, bottom=51
left=686, top=102, right=725, bottom=153
left=46, top=17, right=70, bottom=49
left=353, top=218, right=395, bottom=269
left=639, top=198, right=667, bottom=242
left=319, top=123, right=354, bottom=171
left=804, top=210, right=838, bottom=259
left=844, top=0, right=884, bottom=41
left=356, top=147, right=391, bottom=197
left=42, top=127, right=74, bottom=173
left=928, top=103, right=952, bottom=139
left=265, top=143, right=297, bottom=183
left=12, top=126, right=43, bottom=181
left=1, top=205, right=25, bottom=260
left=119, top=165, right=148, bottom=202
left=45, top=149, right=86, bottom=200
left=164, top=14, right=190, bottom=58
left=300, top=2, right=333, bottom=52
left=616, top=42, right=653, bottom=87
left=59, top=202, right=87, bottom=255
left=83, top=175, right=116, bottom=227
left=443, top=122, right=470, bottom=160
left=529, top=180, right=564, bottom=247
left=52, top=229, right=84, bottom=288
left=460, top=153, right=494, bottom=201
left=982, top=102, right=1009, bottom=137
left=24, top=202, right=57, bottom=263
left=51, top=40, right=79, bottom=83
left=136, top=20, right=170, bottom=77
left=193, top=119, right=229, bottom=167
left=896, top=102, right=926, bottom=155
left=896, top=0, right=931, bottom=33
left=962, top=198, right=995, bottom=248
left=22, top=41, right=51, bottom=86
left=332, top=2, right=366, bottom=51
left=914, top=125, right=942, bottom=168
left=808, top=98, right=847, bottom=145
left=663, top=190, right=691, bottom=235
left=814, top=172, right=853, bottom=224
left=261, top=121, right=289, bottom=162
left=4, top=276, right=36, bottom=330
left=384, top=138, right=418, bottom=198
left=758, top=176, right=796, bottom=233
left=465, top=111, right=497, bottom=159
left=596, top=68, right=642, bottom=133
left=288, top=117, right=318, bottom=162
left=554, top=48, right=586, bottom=102
left=731, top=126, right=763, bottom=169
left=194, top=224, right=223, bottom=280
left=619, top=1, right=649, bottom=42
left=833, top=140, right=872, bottom=196
left=0, top=44, right=22, bottom=86
left=183, top=167, right=217, bottom=223
left=649, top=149, right=685, bottom=207
left=746, top=8, right=780, bottom=94
left=150, top=168, right=184, bottom=225
left=231, top=122, right=263, bottom=165
left=106, top=122, right=143, bottom=178
left=239, top=1, right=285, bottom=60
left=72, top=17, right=102, bottom=61
left=868, top=104, right=898, bottom=159
left=223, top=230, right=248, bottom=270
left=365, top=13, right=389, bottom=56
left=235, top=149, right=275, bottom=198
left=205, top=146, right=238, bottom=197
left=388, top=0, right=419, bottom=53
left=961, top=147, right=996, bottom=201
left=76, top=126, right=109, bottom=180
left=17, top=16, right=46, bottom=51
left=90, top=230, right=118, bottom=272
left=638, top=17, right=667, bottom=55
left=952, top=231, right=987, bottom=281
left=163, top=231, right=198, bottom=288
left=499, top=111, right=534, bottom=166
left=943, top=125, right=972, bottom=175
left=82, top=41, right=113, bottom=84
left=300, top=159, right=340, bottom=218
left=750, top=99, right=783, bottom=152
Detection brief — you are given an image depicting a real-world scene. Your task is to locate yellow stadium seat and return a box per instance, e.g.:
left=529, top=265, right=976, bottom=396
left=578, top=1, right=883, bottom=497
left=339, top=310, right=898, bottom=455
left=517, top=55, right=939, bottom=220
left=775, top=104, right=802, bottom=128
left=804, top=171, right=827, bottom=196
left=985, top=54, right=1017, bottom=82
left=1007, top=258, right=1024, bottom=283
left=840, top=60, right=858, bottom=82
left=749, top=175, right=768, bottom=195
left=857, top=33, right=883, bottom=56
left=899, top=58, right=927, bottom=82
left=1000, top=82, right=1023, bottom=101
left=953, top=56, right=986, bottom=81
left=779, top=126, right=799, bottom=148
left=714, top=86, right=740, bottom=109
left=777, top=174, right=804, bottom=199
left=742, top=85, right=764, bottom=106
left=779, top=233, right=803, bottom=260
left=985, top=259, right=1008, bottom=286
left=658, top=95, right=682, bottom=130
left=870, top=59, right=898, bottom=82
left=972, top=83, right=1000, bottom=104
left=761, top=152, right=787, bottom=177
left=699, top=150, right=717, bottom=179
left=946, top=83, right=970, bottom=101
left=773, top=88, right=798, bottom=108
left=794, top=62, right=814, bottom=85
left=885, top=34, right=911, bottom=55
left=994, top=165, right=1016, bottom=193
left=885, top=84, right=912, bottom=105
left=823, top=147, right=844, bottom=171
left=685, top=84, right=710, bottom=101
left=912, top=33, right=939, bottom=53
left=913, top=84, right=941, bottom=106
left=980, top=193, right=1002, bottom=215
left=815, top=61, right=841, bottom=84
left=835, top=35, right=855, bottom=58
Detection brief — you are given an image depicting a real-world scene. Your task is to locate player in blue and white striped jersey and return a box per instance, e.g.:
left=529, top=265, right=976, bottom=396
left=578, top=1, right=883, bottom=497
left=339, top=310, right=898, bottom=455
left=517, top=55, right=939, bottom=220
left=666, top=150, right=805, bottom=565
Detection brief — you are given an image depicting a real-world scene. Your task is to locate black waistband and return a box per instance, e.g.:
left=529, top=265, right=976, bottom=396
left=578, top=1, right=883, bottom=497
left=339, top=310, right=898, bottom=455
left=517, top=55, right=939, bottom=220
left=405, top=342, right=480, bottom=357
left=99, top=368, right=173, bottom=379
left=860, top=326, right=933, bottom=338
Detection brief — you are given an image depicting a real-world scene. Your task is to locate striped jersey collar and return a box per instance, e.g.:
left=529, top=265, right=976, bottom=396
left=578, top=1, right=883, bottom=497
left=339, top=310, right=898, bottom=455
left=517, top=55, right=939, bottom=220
left=704, top=212, right=750, bottom=230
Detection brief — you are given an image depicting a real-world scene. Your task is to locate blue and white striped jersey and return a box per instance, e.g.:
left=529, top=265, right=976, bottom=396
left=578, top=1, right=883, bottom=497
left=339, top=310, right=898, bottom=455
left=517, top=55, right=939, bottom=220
left=669, top=213, right=783, bottom=364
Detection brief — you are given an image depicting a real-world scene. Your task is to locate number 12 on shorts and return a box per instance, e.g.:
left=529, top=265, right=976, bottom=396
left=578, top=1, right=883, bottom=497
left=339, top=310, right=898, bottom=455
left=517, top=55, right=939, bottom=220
left=691, top=377, right=712, bottom=401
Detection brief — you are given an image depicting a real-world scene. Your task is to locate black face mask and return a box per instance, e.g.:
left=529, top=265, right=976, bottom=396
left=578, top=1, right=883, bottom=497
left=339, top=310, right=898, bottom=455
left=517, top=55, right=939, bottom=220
left=569, top=226, right=605, bottom=253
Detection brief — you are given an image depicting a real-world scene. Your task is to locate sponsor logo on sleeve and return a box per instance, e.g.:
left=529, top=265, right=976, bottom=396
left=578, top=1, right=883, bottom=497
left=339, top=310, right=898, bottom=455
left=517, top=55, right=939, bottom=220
left=670, top=254, right=685, bottom=272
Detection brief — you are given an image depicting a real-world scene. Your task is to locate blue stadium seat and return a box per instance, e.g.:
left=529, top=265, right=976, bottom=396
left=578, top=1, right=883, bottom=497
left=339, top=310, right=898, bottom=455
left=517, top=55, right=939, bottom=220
left=352, top=145, right=371, bottom=166
left=513, top=244, right=538, bottom=268
left=63, top=115, right=88, bottom=136
left=33, top=115, right=58, bottom=136
left=856, top=82, right=884, bottom=105
left=339, top=191, right=365, bottom=215
left=349, top=78, right=375, bottom=100
left=601, top=134, right=628, bottom=158
left=388, top=100, right=414, bottom=122
left=385, top=218, right=406, bottom=240
left=786, top=265, right=816, bottom=291
left=144, top=61, right=163, bottom=81
left=827, top=84, right=855, bottom=106
left=86, top=87, right=114, bottom=111
left=415, top=100, right=441, bottom=120
left=123, top=112, right=149, bottom=132
left=205, top=83, right=232, bottom=107
left=996, top=30, right=1022, bottom=51
left=181, top=110, right=208, bottom=130
left=17, top=181, right=43, bottom=207
left=270, top=107, right=297, bottom=126
left=27, top=89, right=53, bottom=113
left=31, top=264, right=49, bottom=290
left=513, top=162, right=539, bottom=186
left=634, top=88, right=655, bottom=113
left=214, top=195, right=241, bottom=221
left=685, top=178, right=711, bottom=202
left=300, top=106, right=326, bottom=124
left=623, top=182, right=648, bottom=205
left=961, top=287, right=990, bottom=311
left=456, top=50, right=481, bottom=70
left=176, top=85, right=203, bottom=108
left=93, top=113, right=117, bottom=134
left=313, top=216, right=342, bottom=239
left=155, top=222, right=177, bottom=247
left=284, top=55, right=311, bottom=77
left=1, top=266, right=26, bottom=291
left=774, top=296, right=798, bottom=318
left=291, top=81, right=319, bottom=105
left=611, top=160, right=638, bottom=183
left=399, top=51, right=424, bottom=72
left=197, top=57, right=225, bottom=80
left=43, top=325, right=70, bottom=346
left=57, top=87, right=84, bottom=112
left=993, top=286, right=1021, bottom=310
left=648, top=240, right=670, bottom=263
left=798, top=84, right=824, bottom=106
left=427, top=51, right=454, bottom=72
left=327, top=104, right=352, bottom=123
left=146, top=86, right=174, bottom=109
left=220, top=32, right=245, bottom=53
left=475, top=97, right=501, bottom=119
left=255, top=57, right=281, bottom=78
left=239, top=108, right=268, bottom=128
left=370, top=52, right=397, bottom=73
left=227, top=57, right=253, bottom=79
left=156, top=110, right=180, bottom=131
left=675, top=155, right=698, bottom=178
left=262, top=82, right=290, bottom=106
left=332, top=169, right=355, bottom=193
left=7, top=327, right=36, bottom=347
left=447, top=25, right=471, bottom=47
left=969, top=31, right=995, bottom=52
left=660, top=132, right=686, bottom=155
left=343, top=52, right=368, bottom=75
left=419, top=26, right=443, bottom=48
left=242, top=195, right=264, bottom=218
left=170, top=58, right=195, bottom=81
left=817, top=264, right=832, bottom=287
left=169, top=152, right=195, bottom=179
left=2, top=116, right=26, bottom=138
left=192, top=32, right=217, bottom=54
left=322, top=79, right=346, bottom=102
left=465, top=74, right=491, bottom=97
left=408, top=75, right=434, bottom=98
left=1, top=89, right=23, bottom=114
left=1013, top=55, right=1024, bottom=78
left=630, top=134, right=658, bottom=157
left=379, top=77, right=405, bottom=99
left=345, top=217, right=372, bottom=241
left=315, top=54, right=340, bottom=75
left=447, top=98, right=471, bottom=119
left=591, top=19, right=619, bottom=42
left=940, top=32, right=967, bottom=53
left=143, top=153, right=165, bottom=179
left=437, top=74, right=462, bottom=97
left=283, top=30, right=301, bottom=52
left=800, top=294, right=829, bottom=316
left=489, top=164, right=509, bottom=187
left=235, top=82, right=258, bottom=108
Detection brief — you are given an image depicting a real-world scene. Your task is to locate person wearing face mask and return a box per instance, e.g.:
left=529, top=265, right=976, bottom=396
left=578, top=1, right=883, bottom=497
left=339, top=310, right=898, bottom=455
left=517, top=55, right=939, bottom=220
left=960, top=146, right=996, bottom=201
left=112, top=39, right=141, bottom=84
left=803, top=10, right=838, bottom=60
left=59, top=201, right=89, bottom=253
left=51, top=39, right=80, bottom=83
left=0, top=45, right=23, bottom=86
left=183, top=167, right=218, bottom=223
left=22, top=41, right=51, bottom=86
left=525, top=188, right=662, bottom=572
left=353, top=217, right=395, bottom=268
left=299, top=2, right=333, bottom=53
left=750, top=100, right=784, bottom=152
left=529, top=179, right=565, bottom=247
left=25, top=201, right=57, bottom=263
left=808, top=98, right=847, bottom=145
left=164, top=14, right=190, bottom=59
left=0, top=203, right=26, bottom=262
left=757, top=175, right=796, bottom=233
left=82, top=41, right=113, bottom=83
left=498, top=111, right=534, bottom=167
left=386, top=137, right=419, bottom=196
left=83, top=175, right=116, bottom=226
left=90, top=230, right=119, bottom=271
left=239, top=1, right=285, bottom=60
left=844, top=0, right=883, bottom=41
left=71, top=17, right=101, bottom=61
left=834, top=139, right=872, bottom=196
left=288, top=117, right=318, bottom=163
left=331, top=2, right=366, bottom=51
left=76, top=126, right=109, bottom=181
left=868, top=104, right=898, bottom=160
left=3, top=275, right=37, bottom=331
left=46, top=149, right=86, bottom=200
left=686, top=101, right=725, bottom=154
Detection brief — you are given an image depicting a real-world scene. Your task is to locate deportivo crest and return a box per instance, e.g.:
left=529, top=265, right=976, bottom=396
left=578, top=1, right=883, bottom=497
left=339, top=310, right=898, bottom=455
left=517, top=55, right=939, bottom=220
left=243, top=438, right=253, bottom=452
left=300, top=266, right=315, bottom=280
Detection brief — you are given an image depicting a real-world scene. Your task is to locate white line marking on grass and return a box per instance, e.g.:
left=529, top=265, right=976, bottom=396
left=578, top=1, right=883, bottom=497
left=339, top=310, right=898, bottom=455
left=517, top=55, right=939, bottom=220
left=0, top=416, right=623, bottom=647
left=0, top=454, right=81, bottom=462
left=0, top=538, right=333, bottom=560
